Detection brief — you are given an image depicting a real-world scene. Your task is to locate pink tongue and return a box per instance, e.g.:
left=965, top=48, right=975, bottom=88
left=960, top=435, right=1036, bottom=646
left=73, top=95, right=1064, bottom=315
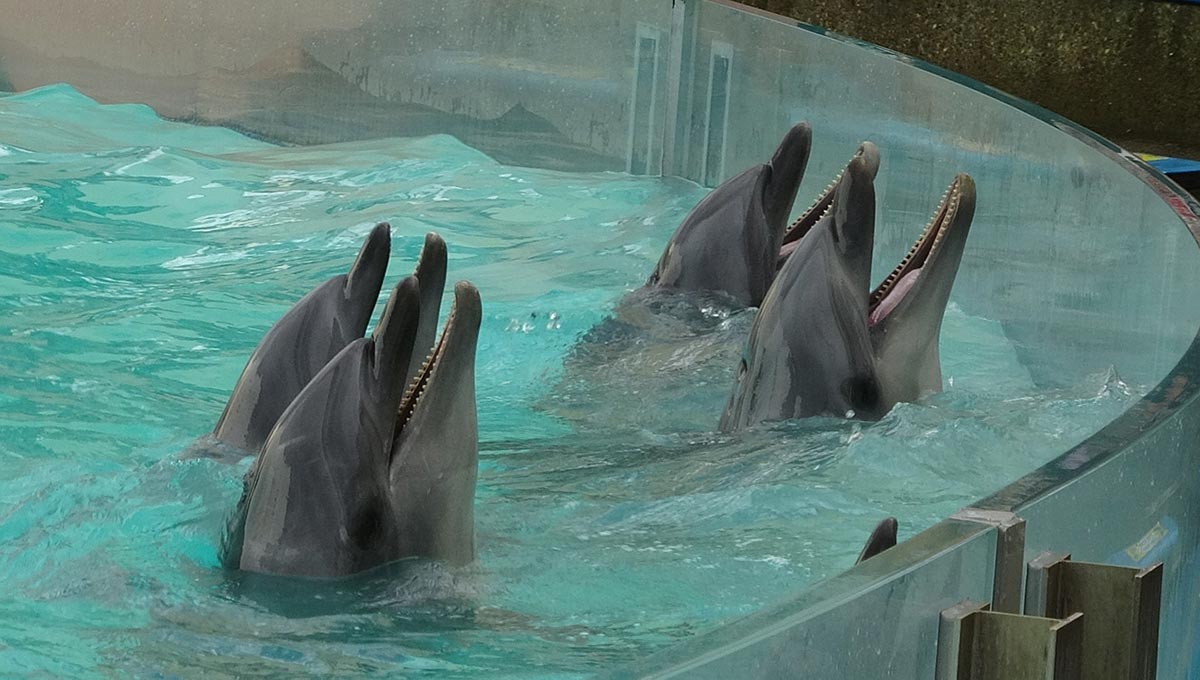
left=778, top=240, right=801, bottom=263
left=869, top=268, right=921, bottom=326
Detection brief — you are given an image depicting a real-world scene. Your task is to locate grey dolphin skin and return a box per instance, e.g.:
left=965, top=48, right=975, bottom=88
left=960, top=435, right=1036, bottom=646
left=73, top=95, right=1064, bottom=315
left=223, top=279, right=482, bottom=577
left=721, top=154, right=882, bottom=430
left=388, top=280, right=482, bottom=567
left=212, top=223, right=390, bottom=452
left=228, top=277, right=423, bottom=576
left=212, top=226, right=447, bottom=453
left=869, top=174, right=976, bottom=408
left=855, top=517, right=899, bottom=564
left=777, top=142, right=881, bottom=267
left=409, top=232, right=449, bottom=386
left=646, top=121, right=812, bottom=307
left=720, top=157, right=976, bottom=431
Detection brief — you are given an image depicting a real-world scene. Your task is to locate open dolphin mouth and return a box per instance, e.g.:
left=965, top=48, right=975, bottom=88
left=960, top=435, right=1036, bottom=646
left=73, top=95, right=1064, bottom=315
left=777, top=142, right=880, bottom=267
left=394, top=293, right=458, bottom=440
left=867, top=174, right=969, bottom=327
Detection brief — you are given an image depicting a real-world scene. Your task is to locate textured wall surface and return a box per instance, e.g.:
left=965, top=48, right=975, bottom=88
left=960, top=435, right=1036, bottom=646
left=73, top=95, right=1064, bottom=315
left=738, top=0, right=1200, bottom=158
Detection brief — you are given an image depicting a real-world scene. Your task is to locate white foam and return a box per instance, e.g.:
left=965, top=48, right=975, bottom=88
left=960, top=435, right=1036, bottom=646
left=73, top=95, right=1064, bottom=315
left=108, top=147, right=193, bottom=184
left=0, top=187, right=42, bottom=208
left=162, top=247, right=251, bottom=270
left=110, top=147, right=164, bottom=175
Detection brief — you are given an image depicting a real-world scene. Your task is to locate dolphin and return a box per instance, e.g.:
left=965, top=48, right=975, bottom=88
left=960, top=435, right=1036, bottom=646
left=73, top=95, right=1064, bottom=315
left=856, top=517, right=899, bottom=564
left=387, top=280, right=482, bottom=567
left=868, top=175, right=976, bottom=408
left=719, top=156, right=976, bottom=431
left=646, top=121, right=812, bottom=307
left=552, top=141, right=880, bottom=434
left=720, top=154, right=881, bottom=430
left=212, top=226, right=447, bottom=453
left=222, top=278, right=482, bottom=577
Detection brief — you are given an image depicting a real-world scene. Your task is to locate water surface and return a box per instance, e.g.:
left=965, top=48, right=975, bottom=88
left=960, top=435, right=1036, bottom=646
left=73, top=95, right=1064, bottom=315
left=0, top=85, right=1141, bottom=677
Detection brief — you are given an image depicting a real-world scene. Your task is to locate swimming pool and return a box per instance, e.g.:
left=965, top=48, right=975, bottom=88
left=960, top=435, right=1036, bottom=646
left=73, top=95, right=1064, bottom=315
left=0, top=82, right=1163, bottom=676
left=3, top=1, right=1200, bottom=677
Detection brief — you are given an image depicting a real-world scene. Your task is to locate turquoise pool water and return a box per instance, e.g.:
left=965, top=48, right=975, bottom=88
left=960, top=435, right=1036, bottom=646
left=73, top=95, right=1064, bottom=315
left=0, top=85, right=1143, bottom=677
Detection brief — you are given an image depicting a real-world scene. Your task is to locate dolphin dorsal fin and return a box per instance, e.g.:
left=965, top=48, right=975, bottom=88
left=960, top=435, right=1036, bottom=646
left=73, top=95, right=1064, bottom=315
left=856, top=517, right=898, bottom=564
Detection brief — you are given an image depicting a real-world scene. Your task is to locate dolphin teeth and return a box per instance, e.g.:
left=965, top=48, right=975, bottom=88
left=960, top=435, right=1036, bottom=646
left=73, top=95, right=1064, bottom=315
left=395, top=300, right=458, bottom=436
left=927, top=179, right=963, bottom=261
left=869, top=177, right=958, bottom=309
left=782, top=151, right=854, bottom=245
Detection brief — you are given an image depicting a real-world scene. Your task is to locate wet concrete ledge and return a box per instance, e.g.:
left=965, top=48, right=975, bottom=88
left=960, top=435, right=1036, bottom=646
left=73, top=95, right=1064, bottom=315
left=737, top=0, right=1200, bottom=159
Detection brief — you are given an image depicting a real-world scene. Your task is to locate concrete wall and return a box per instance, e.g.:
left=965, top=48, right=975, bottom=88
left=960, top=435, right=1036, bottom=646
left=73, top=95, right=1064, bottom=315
left=738, top=0, right=1200, bottom=158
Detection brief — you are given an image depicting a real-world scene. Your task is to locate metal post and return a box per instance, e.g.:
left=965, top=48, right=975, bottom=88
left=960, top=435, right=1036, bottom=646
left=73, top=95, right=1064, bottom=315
left=660, top=0, right=697, bottom=179
left=1024, top=552, right=1163, bottom=680
left=937, top=600, right=1083, bottom=680
left=950, top=509, right=1027, bottom=613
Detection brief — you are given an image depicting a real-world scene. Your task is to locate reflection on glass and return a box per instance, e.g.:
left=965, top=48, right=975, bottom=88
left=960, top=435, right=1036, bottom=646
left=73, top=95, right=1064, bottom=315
left=704, top=42, right=732, bottom=186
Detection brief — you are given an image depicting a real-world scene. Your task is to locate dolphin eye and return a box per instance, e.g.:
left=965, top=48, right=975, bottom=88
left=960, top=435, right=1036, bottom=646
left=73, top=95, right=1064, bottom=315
left=843, top=375, right=880, bottom=414
left=738, top=358, right=748, bottom=380
left=349, top=499, right=385, bottom=550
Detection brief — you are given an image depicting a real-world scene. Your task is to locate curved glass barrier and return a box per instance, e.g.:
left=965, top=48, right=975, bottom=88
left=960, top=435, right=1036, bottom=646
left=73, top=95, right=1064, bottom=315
left=604, top=2, right=1200, bottom=677
left=2, top=0, right=1198, bottom=676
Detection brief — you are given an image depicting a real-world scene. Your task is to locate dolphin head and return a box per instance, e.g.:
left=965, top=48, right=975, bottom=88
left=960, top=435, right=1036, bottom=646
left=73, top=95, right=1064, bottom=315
left=229, top=276, right=423, bottom=577
left=213, top=223, right=391, bottom=452
left=389, top=281, right=482, bottom=567
left=856, top=517, right=899, bottom=564
left=868, top=174, right=976, bottom=409
left=720, top=154, right=881, bottom=431
left=647, top=122, right=812, bottom=307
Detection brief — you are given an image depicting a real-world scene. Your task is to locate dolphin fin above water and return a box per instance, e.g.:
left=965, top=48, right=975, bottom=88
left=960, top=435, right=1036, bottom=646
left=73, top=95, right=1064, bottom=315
left=856, top=517, right=899, bottom=564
